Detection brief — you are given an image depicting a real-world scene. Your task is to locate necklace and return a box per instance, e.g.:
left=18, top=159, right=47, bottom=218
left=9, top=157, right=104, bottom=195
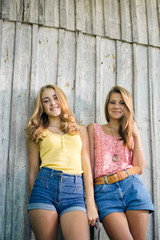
left=108, top=123, right=119, bottom=162
left=48, top=125, right=65, bottom=135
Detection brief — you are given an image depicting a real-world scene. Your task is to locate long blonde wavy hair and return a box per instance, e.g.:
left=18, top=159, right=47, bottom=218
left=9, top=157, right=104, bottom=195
left=104, top=86, right=134, bottom=150
left=25, top=84, right=79, bottom=142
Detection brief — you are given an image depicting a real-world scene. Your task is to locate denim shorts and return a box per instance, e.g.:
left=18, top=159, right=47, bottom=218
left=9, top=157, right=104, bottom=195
left=27, top=167, right=86, bottom=216
left=94, top=174, right=154, bottom=221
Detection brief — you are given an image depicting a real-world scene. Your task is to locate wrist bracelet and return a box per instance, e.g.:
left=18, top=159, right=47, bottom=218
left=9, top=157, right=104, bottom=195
left=135, top=147, right=143, bottom=151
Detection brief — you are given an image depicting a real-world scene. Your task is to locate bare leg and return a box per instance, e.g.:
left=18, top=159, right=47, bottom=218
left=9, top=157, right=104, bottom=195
left=126, top=210, right=149, bottom=240
left=29, top=209, right=58, bottom=240
left=60, top=211, right=89, bottom=240
left=102, top=212, right=133, bottom=240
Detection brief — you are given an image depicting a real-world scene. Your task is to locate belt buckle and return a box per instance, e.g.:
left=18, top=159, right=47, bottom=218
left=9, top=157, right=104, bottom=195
left=105, top=176, right=110, bottom=185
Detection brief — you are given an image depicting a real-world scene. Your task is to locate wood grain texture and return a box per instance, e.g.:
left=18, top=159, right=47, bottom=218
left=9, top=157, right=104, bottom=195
left=103, top=0, right=120, bottom=39
left=75, top=32, right=96, bottom=126
left=146, top=0, right=160, bottom=47
left=96, top=36, right=116, bottom=124
left=29, top=25, right=58, bottom=117
left=92, top=0, right=104, bottom=36
left=76, top=0, right=92, bottom=34
left=120, top=0, right=132, bottom=42
left=133, top=44, right=154, bottom=238
left=60, top=0, right=75, bottom=31
left=5, top=22, right=31, bottom=240
left=116, top=41, right=133, bottom=95
left=0, top=20, right=15, bottom=240
left=148, top=47, right=160, bottom=240
left=57, top=29, right=76, bottom=111
left=24, top=0, right=39, bottom=24
left=131, top=0, right=148, bottom=44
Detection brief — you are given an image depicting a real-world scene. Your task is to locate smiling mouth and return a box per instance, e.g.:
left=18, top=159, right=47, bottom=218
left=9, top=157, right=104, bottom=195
left=50, top=106, right=59, bottom=111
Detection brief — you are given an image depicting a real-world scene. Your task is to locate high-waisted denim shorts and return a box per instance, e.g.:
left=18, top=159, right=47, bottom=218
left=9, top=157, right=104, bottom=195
left=27, top=167, right=86, bottom=216
left=94, top=173, right=154, bottom=221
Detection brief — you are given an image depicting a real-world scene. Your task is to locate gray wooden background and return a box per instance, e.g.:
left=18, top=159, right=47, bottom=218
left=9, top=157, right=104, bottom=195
left=0, top=0, right=160, bottom=239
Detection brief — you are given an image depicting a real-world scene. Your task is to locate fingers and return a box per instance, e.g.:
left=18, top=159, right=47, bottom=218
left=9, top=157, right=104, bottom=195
left=87, top=206, right=99, bottom=228
left=90, top=218, right=99, bottom=229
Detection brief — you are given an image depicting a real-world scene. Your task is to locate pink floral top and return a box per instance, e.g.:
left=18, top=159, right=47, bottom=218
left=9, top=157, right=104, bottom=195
left=94, top=123, right=133, bottom=178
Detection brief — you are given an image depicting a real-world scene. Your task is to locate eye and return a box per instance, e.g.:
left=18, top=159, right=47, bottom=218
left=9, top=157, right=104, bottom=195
left=43, top=100, right=49, bottom=103
left=120, top=102, right=125, bottom=105
left=109, top=101, right=115, bottom=104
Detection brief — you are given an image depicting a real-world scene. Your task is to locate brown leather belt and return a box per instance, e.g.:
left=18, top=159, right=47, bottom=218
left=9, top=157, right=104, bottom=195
left=94, top=166, right=140, bottom=185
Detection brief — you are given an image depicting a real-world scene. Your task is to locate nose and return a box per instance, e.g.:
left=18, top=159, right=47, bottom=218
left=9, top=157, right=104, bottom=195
left=50, top=99, right=56, bottom=106
left=114, top=103, right=120, bottom=108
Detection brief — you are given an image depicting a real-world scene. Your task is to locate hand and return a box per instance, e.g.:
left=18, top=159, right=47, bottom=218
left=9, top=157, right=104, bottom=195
left=87, top=203, right=99, bottom=228
left=131, top=120, right=140, bottom=138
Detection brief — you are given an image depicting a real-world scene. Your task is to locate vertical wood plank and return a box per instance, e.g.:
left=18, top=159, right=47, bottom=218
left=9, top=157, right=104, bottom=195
left=35, top=26, right=58, bottom=86
left=38, top=0, right=45, bottom=25
left=24, top=0, right=39, bottom=24
left=116, top=41, right=133, bottom=94
left=133, top=44, right=154, bottom=239
left=60, top=0, right=75, bottom=31
left=0, top=1, right=2, bottom=17
left=57, top=29, right=76, bottom=111
left=1, top=0, right=10, bottom=19
left=10, top=0, right=23, bottom=21
left=92, top=0, right=104, bottom=36
left=38, top=0, right=59, bottom=27
left=44, top=0, right=59, bottom=27
left=76, top=0, right=92, bottom=34
left=131, top=0, right=148, bottom=44
left=120, top=0, right=132, bottom=42
left=103, top=0, right=120, bottom=39
left=29, top=24, right=39, bottom=117
left=158, top=0, right=160, bottom=23
left=146, top=0, right=160, bottom=47
left=75, top=32, right=96, bottom=126
left=96, top=36, right=116, bottom=124
left=29, top=25, right=58, bottom=117
left=0, top=20, right=15, bottom=240
left=5, top=22, right=31, bottom=240
left=148, top=46, right=160, bottom=240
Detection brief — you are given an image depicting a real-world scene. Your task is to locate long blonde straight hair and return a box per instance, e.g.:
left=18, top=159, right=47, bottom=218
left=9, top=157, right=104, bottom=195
left=104, top=86, right=134, bottom=150
left=25, top=84, right=79, bottom=142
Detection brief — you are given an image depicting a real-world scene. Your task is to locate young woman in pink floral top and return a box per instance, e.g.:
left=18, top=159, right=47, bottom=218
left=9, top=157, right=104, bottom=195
left=88, top=86, right=154, bottom=240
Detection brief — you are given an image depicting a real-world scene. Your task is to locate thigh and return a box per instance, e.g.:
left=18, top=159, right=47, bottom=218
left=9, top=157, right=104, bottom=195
left=29, top=209, right=58, bottom=240
left=102, top=212, right=133, bottom=240
left=60, top=211, right=89, bottom=240
left=126, top=210, right=149, bottom=240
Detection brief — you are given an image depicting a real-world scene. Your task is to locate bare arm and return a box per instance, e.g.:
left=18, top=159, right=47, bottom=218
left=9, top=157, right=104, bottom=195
left=28, top=140, right=40, bottom=195
left=87, top=123, right=95, bottom=176
left=132, top=122, right=146, bottom=174
left=80, top=125, right=98, bottom=225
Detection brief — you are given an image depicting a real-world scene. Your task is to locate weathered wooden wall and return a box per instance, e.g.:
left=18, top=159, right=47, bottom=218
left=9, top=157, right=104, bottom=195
left=0, top=1, right=160, bottom=240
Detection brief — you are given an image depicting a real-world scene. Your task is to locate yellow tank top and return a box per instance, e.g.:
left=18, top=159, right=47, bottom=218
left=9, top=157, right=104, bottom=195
left=39, top=129, right=83, bottom=175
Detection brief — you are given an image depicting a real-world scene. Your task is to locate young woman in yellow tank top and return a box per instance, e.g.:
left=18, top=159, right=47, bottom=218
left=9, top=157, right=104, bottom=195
left=25, top=84, right=98, bottom=240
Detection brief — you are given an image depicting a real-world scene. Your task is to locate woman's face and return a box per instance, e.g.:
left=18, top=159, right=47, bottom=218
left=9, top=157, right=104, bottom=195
left=41, top=88, right=61, bottom=118
left=108, top=92, right=126, bottom=120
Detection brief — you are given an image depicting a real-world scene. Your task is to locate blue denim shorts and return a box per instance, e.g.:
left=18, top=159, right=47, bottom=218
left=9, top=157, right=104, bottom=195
left=27, top=167, right=86, bottom=216
left=94, top=174, right=154, bottom=221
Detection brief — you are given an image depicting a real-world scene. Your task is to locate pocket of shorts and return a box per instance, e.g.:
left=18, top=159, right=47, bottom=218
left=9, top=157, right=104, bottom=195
left=131, top=174, right=144, bottom=185
left=94, top=184, right=105, bottom=194
left=35, top=171, right=50, bottom=188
